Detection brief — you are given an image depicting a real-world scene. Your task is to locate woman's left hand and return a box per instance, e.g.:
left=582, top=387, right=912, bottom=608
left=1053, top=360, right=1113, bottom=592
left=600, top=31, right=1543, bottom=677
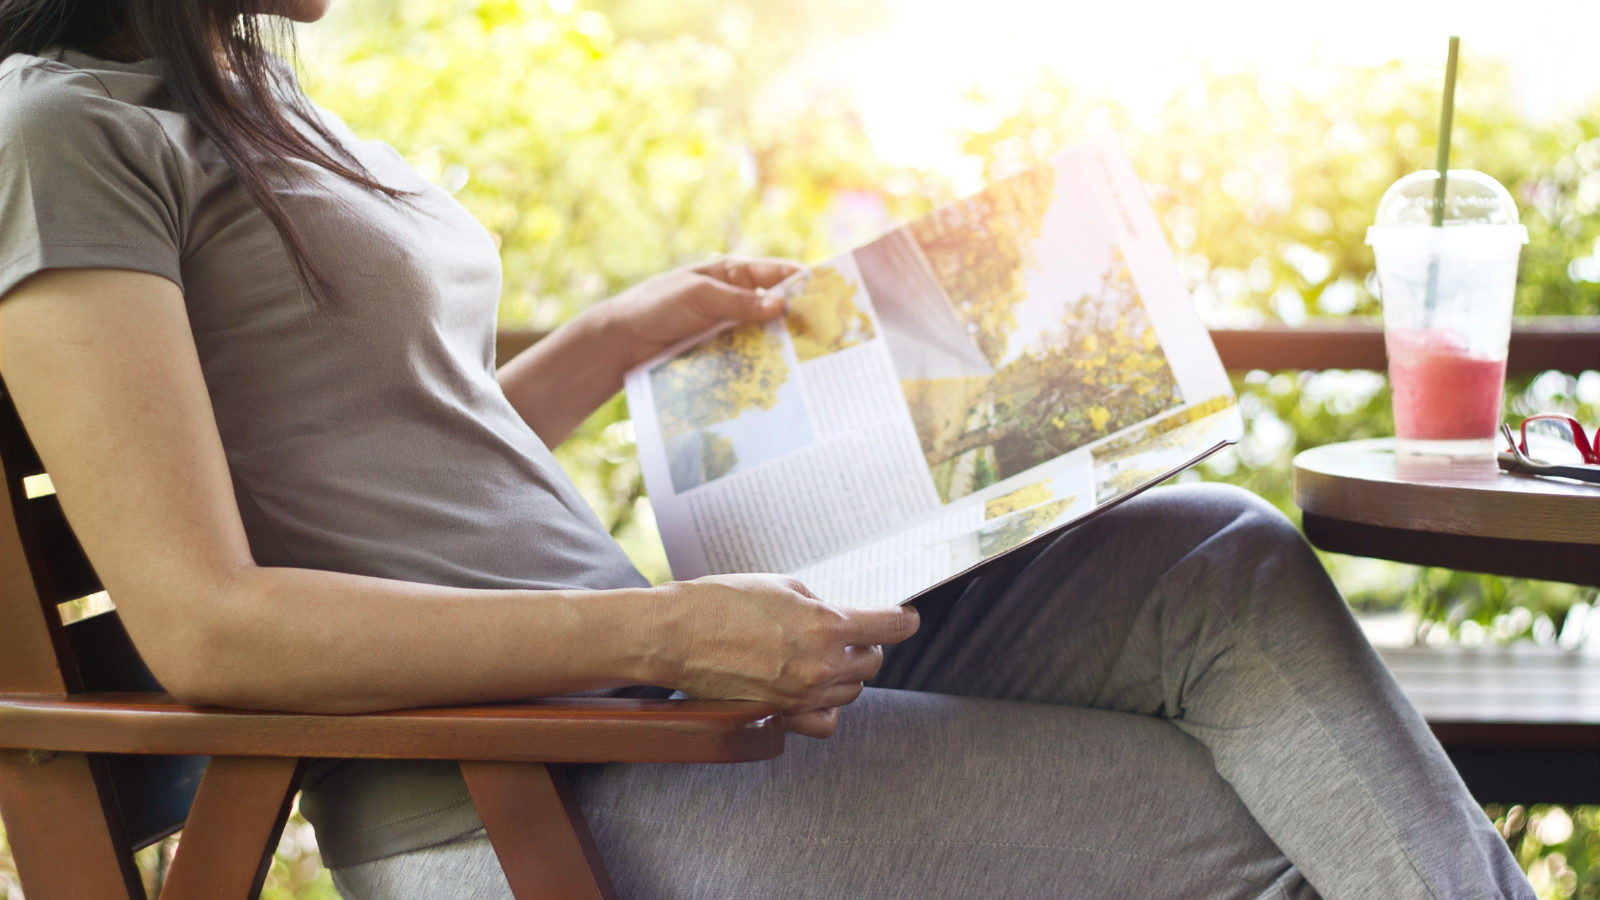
left=599, top=257, right=801, bottom=368
left=496, top=256, right=802, bottom=448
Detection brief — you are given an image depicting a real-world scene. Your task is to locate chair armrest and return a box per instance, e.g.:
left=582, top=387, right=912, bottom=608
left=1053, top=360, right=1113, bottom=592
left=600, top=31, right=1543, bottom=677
left=0, top=692, right=784, bottom=764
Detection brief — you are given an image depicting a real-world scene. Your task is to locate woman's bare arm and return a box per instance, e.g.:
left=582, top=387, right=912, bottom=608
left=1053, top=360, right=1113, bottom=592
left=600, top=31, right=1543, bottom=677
left=497, top=258, right=798, bottom=447
left=0, top=269, right=914, bottom=734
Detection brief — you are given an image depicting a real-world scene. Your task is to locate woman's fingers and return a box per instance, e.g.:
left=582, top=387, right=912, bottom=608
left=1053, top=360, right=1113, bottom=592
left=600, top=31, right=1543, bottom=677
left=839, top=604, right=921, bottom=647
left=838, top=643, right=885, bottom=683
left=784, top=707, right=840, bottom=739
left=696, top=257, right=801, bottom=291
left=785, top=685, right=865, bottom=738
left=686, top=275, right=783, bottom=323
left=813, top=680, right=866, bottom=710
left=687, top=257, right=801, bottom=321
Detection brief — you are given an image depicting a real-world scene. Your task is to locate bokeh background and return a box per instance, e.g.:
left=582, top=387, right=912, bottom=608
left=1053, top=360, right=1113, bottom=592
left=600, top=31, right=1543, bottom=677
left=5, top=0, right=1600, bottom=896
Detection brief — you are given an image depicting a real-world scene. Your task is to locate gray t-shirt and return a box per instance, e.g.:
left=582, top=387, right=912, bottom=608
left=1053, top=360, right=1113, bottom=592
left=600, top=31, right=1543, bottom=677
left=0, top=49, right=650, bottom=866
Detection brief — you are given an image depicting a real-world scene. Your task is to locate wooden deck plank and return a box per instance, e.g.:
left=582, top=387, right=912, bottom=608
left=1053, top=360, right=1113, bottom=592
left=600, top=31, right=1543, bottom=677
left=1380, top=647, right=1600, bottom=727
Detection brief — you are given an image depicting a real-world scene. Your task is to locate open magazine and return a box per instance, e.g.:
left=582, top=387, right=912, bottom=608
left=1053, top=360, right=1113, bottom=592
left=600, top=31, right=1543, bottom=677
left=624, top=135, right=1243, bottom=609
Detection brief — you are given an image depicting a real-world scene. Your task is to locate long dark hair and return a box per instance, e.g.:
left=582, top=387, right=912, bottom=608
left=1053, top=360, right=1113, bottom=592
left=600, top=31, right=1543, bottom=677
left=0, top=0, right=401, bottom=303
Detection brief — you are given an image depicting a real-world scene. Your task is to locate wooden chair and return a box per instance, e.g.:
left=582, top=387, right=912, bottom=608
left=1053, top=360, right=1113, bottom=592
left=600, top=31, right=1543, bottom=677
left=0, top=380, right=785, bottom=900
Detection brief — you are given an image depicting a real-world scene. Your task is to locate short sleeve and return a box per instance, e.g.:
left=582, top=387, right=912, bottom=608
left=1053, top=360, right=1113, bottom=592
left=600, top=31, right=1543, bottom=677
left=0, top=59, right=186, bottom=299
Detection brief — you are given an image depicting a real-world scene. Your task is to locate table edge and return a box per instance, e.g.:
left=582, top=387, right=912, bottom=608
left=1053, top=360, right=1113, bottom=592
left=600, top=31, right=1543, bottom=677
left=1293, top=440, right=1600, bottom=544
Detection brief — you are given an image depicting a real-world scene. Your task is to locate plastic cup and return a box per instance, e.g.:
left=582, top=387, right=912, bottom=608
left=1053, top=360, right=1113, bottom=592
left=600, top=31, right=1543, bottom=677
left=1367, top=170, right=1528, bottom=477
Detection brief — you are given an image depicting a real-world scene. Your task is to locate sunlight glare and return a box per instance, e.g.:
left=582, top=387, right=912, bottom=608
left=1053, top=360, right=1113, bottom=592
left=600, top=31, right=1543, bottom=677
left=809, top=0, right=1600, bottom=177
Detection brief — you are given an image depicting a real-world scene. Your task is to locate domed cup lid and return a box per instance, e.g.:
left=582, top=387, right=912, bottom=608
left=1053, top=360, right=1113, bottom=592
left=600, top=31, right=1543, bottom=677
left=1373, top=169, right=1520, bottom=227
left=1367, top=169, right=1527, bottom=246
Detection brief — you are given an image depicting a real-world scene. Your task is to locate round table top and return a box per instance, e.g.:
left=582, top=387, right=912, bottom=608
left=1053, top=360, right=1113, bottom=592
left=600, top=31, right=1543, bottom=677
left=1292, top=438, right=1600, bottom=545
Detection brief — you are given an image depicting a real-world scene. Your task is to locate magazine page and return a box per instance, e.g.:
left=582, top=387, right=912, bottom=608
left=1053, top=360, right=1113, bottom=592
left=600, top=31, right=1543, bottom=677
left=625, top=134, right=1239, bottom=601
left=790, top=398, right=1242, bottom=608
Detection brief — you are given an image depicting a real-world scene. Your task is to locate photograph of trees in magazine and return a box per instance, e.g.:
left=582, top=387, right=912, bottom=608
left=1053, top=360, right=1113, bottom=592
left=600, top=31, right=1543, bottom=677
left=854, top=156, right=1183, bottom=503
left=650, top=320, right=814, bottom=493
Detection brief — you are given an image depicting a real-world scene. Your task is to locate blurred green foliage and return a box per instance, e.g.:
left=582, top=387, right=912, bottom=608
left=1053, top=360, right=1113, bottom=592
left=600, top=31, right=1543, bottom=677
left=303, top=0, right=918, bottom=329
left=1486, top=803, right=1600, bottom=900
left=965, top=65, right=1600, bottom=322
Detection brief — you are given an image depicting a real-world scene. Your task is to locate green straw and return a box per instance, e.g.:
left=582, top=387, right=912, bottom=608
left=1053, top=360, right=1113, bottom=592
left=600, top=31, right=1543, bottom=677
left=1432, top=36, right=1460, bottom=226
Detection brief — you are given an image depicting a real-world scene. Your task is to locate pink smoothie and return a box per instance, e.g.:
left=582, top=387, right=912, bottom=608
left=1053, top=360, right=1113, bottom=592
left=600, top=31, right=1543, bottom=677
left=1387, top=328, right=1506, bottom=440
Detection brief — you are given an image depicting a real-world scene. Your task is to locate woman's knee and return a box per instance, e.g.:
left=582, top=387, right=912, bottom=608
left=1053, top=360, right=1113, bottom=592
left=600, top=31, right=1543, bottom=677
left=1117, top=482, right=1304, bottom=557
left=1135, top=480, right=1280, bottom=519
left=1116, top=483, right=1342, bottom=617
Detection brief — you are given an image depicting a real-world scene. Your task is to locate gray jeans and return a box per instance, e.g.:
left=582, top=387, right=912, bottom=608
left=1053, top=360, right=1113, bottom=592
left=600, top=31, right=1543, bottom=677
left=332, top=484, right=1533, bottom=900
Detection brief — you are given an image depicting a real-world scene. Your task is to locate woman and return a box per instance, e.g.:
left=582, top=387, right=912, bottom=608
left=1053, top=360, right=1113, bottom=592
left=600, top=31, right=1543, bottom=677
left=0, top=0, right=1534, bottom=894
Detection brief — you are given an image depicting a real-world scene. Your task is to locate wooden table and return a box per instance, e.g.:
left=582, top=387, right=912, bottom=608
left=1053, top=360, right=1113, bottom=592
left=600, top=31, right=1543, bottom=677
left=1294, top=438, right=1600, bottom=587
left=1294, top=438, right=1600, bottom=802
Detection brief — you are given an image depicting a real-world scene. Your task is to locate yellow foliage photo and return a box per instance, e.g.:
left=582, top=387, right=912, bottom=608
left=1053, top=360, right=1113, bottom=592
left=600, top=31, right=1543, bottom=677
left=851, top=153, right=1184, bottom=504
left=649, top=322, right=816, bottom=493
left=977, top=495, right=1079, bottom=557
left=783, top=265, right=877, bottom=362
left=984, top=481, right=1054, bottom=519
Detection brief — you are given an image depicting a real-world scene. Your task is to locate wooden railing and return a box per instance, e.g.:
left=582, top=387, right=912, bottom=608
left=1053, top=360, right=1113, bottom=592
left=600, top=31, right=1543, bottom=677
left=494, top=316, right=1600, bottom=374
left=1207, top=316, right=1600, bottom=375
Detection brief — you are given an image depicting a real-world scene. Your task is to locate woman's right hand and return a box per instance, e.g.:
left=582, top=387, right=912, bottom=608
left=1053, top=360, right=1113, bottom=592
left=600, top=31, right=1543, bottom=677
left=652, top=574, right=920, bottom=739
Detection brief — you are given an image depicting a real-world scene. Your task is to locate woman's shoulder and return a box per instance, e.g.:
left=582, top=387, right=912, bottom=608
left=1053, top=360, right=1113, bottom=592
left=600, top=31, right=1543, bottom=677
left=0, top=52, right=199, bottom=300
left=4, top=51, right=130, bottom=109
left=0, top=50, right=187, bottom=163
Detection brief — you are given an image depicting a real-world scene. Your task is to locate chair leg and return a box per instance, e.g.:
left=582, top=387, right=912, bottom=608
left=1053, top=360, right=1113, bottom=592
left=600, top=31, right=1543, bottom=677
left=0, top=749, right=144, bottom=900
left=461, top=761, right=618, bottom=900
left=158, top=756, right=305, bottom=900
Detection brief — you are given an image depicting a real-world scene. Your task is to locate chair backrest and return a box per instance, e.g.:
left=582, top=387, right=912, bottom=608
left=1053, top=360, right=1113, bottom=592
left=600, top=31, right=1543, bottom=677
left=0, top=378, right=205, bottom=849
